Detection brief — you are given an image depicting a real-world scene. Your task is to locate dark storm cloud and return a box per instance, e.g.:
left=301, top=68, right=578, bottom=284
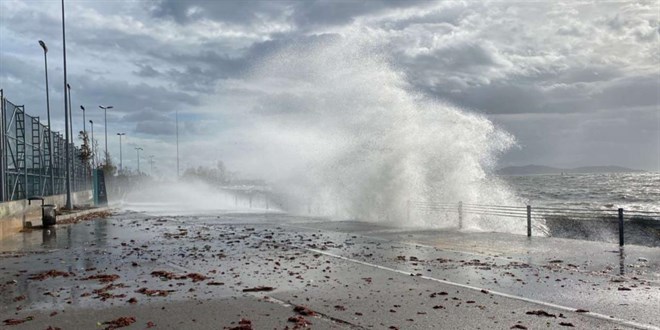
left=68, top=75, right=198, bottom=124
left=133, top=63, right=160, bottom=78
left=290, top=0, right=430, bottom=28
left=148, top=0, right=288, bottom=24
left=596, top=75, right=660, bottom=109
left=135, top=121, right=175, bottom=136
left=1, top=1, right=658, bottom=171
left=149, top=0, right=428, bottom=28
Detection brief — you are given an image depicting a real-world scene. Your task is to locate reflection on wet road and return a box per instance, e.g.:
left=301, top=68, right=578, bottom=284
left=0, top=211, right=658, bottom=329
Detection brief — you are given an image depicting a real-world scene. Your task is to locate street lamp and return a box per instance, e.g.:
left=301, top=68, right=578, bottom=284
left=135, top=147, right=143, bottom=175
left=61, top=0, right=72, bottom=208
left=67, top=83, right=75, bottom=192
left=148, top=155, right=155, bottom=175
left=80, top=105, right=86, bottom=134
left=38, top=40, right=55, bottom=195
left=117, top=133, right=125, bottom=173
left=99, top=105, right=113, bottom=165
left=89, top=120, right=95, bottom=169
left=176, top=109, right=179, bottom=178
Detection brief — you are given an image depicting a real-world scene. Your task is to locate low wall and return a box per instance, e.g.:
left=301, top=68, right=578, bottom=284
left=0, top=190, right=93, bottom=240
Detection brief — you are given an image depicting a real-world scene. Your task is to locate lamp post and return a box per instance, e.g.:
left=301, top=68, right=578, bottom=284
left=67, top=83, right=75, bottom=192
left=38, top=40, right=55, bottom=195
left=80, top=105, right=85, bottom=135
left=99, top=105, right=113, bottom=165
left=89, top=120, right=94, bottom=169
left=148, top=155, right=154, bottom=175
left=61, top=0, right=72, bottom=208
left=117, top=133, right=125, bottom=173
left=135, top=147, right=143, bottom=175
left=176, top=109, right=179, bottom=178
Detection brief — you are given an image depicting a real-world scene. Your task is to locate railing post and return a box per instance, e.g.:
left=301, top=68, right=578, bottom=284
left=527, top=205, right=532, bottom=237
left=406, top=199, right=411, bottom=223
left=618, top=208, right=624, bottom=246
left=458, top=201, right=463, bottom=229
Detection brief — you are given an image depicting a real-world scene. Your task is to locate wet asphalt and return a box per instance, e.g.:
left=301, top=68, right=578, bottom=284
left=0, top=210, right=658, bottom=329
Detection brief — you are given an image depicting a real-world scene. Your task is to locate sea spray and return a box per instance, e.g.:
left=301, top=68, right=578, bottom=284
left=241, top=36, right=527, bottom=232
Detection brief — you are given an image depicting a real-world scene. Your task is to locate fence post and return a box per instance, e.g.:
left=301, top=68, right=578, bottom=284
left=458, top=201, right=463, bottom=229
left=618, top=208, right=624, bottom=246
left=0, top=89, right=4, bottom=202
left=406, top=199, right=410, bottom=223
left=527, top=205, right=532, bottom=237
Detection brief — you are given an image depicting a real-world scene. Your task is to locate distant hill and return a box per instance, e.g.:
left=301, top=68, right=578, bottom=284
left=496, top=165, right=641, bottom=175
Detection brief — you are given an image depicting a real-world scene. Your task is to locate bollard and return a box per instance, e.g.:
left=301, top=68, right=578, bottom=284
left=527, top=205, right=532, bottom=237
left=458, top=201, right=463, bottom=230
left=618, top=208, right=624, bottom=246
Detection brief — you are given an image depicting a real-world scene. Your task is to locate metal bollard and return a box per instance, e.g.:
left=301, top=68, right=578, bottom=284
left=527, top=205, right=532, bottom=237
left=618, top=208, right=624, bottom=246
left=458, top=201, right=463, bottom=229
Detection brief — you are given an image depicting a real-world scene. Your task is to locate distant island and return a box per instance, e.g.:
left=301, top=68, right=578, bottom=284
left=496, top=165, right=642, bottom=176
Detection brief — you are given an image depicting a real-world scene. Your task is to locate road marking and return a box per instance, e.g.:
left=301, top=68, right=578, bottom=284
left=303, top=246, right=660, bottom=330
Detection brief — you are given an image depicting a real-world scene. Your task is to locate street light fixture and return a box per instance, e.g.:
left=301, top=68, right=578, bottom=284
left=99, top=105, right=113, bottom=165
left=38, top=40, right=54, bottom=195
left=135, top=147, right=143, bottom=175
left=117, top=133, right=125, bottom=173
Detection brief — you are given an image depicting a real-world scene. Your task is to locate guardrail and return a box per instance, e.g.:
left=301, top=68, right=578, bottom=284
left=408, top=200, right=660, bottom=246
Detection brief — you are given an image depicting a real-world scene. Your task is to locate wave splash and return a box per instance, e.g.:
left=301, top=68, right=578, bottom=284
left=241, top=36, right=523, bottom=231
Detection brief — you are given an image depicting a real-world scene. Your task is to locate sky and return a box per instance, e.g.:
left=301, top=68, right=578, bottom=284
left=1, top=0, right=659, bottom=177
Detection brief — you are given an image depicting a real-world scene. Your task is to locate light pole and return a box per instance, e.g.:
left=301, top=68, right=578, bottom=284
left=135, top=147, right=143, bottom=175
left=89, top=120, right=94, bottom=169
left=80, top=105, right=85, bottom=135
left=61, top=0, right=72, bottom=208
left=176, top=109, right=179, bottom=178
left=117, top=133, right=125, bottom=173
left=67, top=83, right=75, bottom=192
left=38, top=40, right=54, bottom=195
left=148, top=155, right=154, bottom=175
left=99, top=105, right=113, bottom=165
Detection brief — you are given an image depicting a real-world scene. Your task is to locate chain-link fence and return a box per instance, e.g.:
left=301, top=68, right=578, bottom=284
left=1, top=91, right=90, bottom=201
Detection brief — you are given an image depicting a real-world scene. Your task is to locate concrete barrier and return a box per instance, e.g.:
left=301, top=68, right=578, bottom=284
left=0, top=190, right=93, bottom=240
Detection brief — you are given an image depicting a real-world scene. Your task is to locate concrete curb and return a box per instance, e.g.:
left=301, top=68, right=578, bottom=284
left=55, top=206, right=114, bottom=224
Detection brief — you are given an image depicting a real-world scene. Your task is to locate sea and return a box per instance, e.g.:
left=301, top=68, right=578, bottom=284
left=501, top=172, right=660, bottom=214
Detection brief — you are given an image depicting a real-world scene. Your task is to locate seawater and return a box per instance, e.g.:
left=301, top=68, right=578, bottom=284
left=502, top=172, right=660, bottom=213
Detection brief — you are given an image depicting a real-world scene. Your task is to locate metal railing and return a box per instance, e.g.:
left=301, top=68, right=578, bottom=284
left=408, top=200, right=660, bottom=246
left=1, top=91, right=91, bottom=201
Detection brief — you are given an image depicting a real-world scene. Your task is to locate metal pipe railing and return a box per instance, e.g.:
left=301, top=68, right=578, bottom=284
left=407, top=199, right=660, bottom=246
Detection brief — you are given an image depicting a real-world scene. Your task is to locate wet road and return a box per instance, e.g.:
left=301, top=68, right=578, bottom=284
left=0, top=210, right=658, bottom=329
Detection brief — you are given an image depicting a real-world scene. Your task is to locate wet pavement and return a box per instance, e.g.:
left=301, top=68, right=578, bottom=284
left=0, top=210, right=658, bottom=329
